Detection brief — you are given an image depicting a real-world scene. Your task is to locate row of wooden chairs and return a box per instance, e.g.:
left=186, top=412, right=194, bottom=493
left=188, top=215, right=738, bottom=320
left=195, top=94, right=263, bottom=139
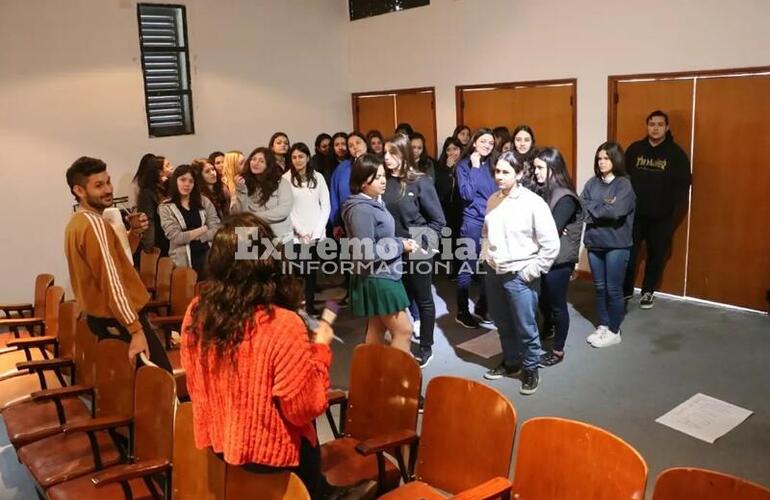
left=322, top=344, right=770, bottom=499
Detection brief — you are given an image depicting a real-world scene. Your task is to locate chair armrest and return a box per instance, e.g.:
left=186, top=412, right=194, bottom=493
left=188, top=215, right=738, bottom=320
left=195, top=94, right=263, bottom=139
left=0, top=317, right=44, bottom=328
left=31, top=384, right=94, bottom=402
left=0, top=303, right=33, bottom=315
left=450, top=477, right=513, bottom=500
left=17, top=358, right=73, bottom=372
left=327, top=389, right=348, bottom=406
left=152, top=315, right=184, bottom=327
left=355, top=429, right=418, bottom=456
left=63, top=415, right=132, bottom=434
left=144, top=300, right=169, bottom=311
left=6, top=336, right=58, bottom=349
left=91, top=458, right=171, bottom=488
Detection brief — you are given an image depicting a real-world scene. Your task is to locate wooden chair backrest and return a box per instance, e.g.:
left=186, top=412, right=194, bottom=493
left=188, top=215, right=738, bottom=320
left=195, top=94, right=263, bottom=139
left=170, top=267, right=198, bottom=316
left=172, top=403, right=309, bottom=499
left=173, top=402, right=226, bottom=500
left=73, top=317, right=98, bottom=386
left=513, top=417, right=648, bottom=499
left=415, top=376, right=517, bottom=493
left=653, top=467, right=770, bottom=500
left=133, top=366, right=176, bottom=461
left=42, top=286, right=65, bottom=335
left=94, top=340, right=135, bottom=419
left=57, top=301, right=80, bottom=360
left=155, top=257, right=174, bottom=303
left=32, top=273, right=55, bottom=318
left=345, top=344, right=421, bottom=441
left=139, top=247, right=161, bottom=290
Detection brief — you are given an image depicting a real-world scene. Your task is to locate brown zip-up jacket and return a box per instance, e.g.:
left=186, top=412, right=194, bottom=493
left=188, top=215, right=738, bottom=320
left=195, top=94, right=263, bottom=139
left=65, top=209, right=149, bottom=335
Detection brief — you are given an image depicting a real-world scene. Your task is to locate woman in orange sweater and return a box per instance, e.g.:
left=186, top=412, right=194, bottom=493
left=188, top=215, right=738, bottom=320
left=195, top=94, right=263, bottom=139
left=180, top=212, right=333, bottom=497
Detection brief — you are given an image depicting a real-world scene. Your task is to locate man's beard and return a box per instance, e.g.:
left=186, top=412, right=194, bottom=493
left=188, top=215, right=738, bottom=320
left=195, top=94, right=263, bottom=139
left=86, top=193, right=113, bottom=210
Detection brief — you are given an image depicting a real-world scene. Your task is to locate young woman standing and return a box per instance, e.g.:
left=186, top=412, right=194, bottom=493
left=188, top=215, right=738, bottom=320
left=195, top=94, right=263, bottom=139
left=193, top=158, right=230, bottom=220
left=455, top=128, right=498, bottom=328
left=532, top=147, right=582, bottom=366
left=233, top=147, right=294, bottom=245
left=284, top=143, right=330, bottom=316
left=159, top=165, right=221, bottom=278
left=434, top=137, right=464, bottom=279
left=329, top=132, right=368, bottom=239
left=452, top=125, right=472, bottom=147
left=481, top=151, right=559, bottom=395
left=366, top=129, right=385, bottom=157
left=382, top=134, right=445, bottom=367
left=410, top=132, right=436, bottom=178
left=269, top=132, right=291, bottom=171
left=512, top=124, right=537, bottom=188
left=581, top=142, right=636, bottom=348
left=342, top=154, right=415, bottom=353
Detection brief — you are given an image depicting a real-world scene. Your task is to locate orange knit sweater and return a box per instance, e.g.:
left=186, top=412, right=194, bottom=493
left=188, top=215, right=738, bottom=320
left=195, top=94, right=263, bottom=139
left=180, top=300, right=332, bottom=467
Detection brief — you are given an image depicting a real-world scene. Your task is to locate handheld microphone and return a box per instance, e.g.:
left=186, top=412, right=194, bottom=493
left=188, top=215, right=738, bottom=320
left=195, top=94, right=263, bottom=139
left=297, top=301, right=344, bottom=344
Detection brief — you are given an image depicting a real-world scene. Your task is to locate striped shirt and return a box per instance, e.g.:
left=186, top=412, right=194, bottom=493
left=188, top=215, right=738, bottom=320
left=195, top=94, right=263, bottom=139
left=65, top=209, right=149, bottom=334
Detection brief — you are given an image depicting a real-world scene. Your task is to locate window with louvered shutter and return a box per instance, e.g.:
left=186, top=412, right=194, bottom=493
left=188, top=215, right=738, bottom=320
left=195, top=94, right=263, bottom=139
left=137, top=4, right=194, bottom=137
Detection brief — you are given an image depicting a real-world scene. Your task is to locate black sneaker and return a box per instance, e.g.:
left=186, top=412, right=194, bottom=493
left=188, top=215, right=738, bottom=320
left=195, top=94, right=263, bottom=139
left=473, top=309, right=492, bottom=324
left=456, top=311, right=481, bottom=329
left=415, top=347, right=433, bottom=369
left=520, top=369, right=540, bottom=395
left=640, top=292, right=654, bottom=310
left=539, top=350, right=564, bottom=367
left=483, top=362, right=521, bottom=380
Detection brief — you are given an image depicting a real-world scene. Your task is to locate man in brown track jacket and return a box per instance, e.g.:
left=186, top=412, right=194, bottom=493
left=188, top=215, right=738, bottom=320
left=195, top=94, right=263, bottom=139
left=65, top=156, right=171, bottom=371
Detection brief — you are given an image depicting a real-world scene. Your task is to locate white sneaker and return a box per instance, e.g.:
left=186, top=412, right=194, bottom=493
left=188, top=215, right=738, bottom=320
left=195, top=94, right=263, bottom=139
left=411, top=320, right=421, bottom=343
left=590, top=329, right=622, bottom=348
left=586, top=325, right=607, bottom=344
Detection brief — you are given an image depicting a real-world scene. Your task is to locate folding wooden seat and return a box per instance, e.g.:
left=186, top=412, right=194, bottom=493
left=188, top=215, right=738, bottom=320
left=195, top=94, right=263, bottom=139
left=371, top=376, right=516, bottom=499
left=0, top=272, right=54, bottom=321
left=321, top=344, right=421, bottom=495
left=147, top=266, right=197, bottom=348
left=46, top=364, right=177, bottom=500
left=172, top=402, right=310, bottom=500
left=139, top=247, right=161, bottom=294
left=18, top=339, right=136, bottom=492
left=154, top=256, right=174, bottom=305
left=1, top=310, right=98, bottom=451
left=652, top=467, right=770, bottom=500
left=512, top=417, right=648, bottom=499
left=0, top=285, right=65, bottom=363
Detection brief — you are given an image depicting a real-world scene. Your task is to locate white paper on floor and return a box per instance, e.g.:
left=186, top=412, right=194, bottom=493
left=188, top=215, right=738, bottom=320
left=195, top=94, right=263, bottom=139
left=655, top=393, right=753, bottom=444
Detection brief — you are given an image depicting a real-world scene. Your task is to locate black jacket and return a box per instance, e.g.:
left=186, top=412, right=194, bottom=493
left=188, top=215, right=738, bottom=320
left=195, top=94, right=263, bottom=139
left=383, top=175, right=446, bottom=248
left=626, top=135, right=691, bottom=218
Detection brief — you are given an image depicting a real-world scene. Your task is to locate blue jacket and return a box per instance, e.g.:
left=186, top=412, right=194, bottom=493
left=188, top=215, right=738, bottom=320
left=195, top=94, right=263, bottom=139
left=455, top=156, right=497, bottom=227
left=328, top=159, right=352, bottom=228
left=580, top=176, right=636, bottom=249
left=341, top=194, right=405, bottom=281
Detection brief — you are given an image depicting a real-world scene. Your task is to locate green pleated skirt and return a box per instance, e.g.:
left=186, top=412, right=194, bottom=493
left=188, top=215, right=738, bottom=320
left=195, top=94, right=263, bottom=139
left=349, top=275, right=410, bottom=317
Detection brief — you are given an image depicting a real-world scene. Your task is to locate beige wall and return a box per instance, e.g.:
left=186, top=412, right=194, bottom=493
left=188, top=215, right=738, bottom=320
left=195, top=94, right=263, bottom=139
left=348, top=0, right=770, bottom=190
left=0, top=0, right=351, bottom=299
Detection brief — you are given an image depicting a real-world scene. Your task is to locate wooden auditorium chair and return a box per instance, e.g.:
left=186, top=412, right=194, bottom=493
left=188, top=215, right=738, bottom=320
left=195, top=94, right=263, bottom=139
left=1, top=304, right=98, bottom=451
left=153, top=256, right=174, bottom=305
left=512, top=417, right=648, bottom=499
left=172, top=402, right=311, bottom=500
left=0, top=285, right=64, bottom=363
left=322, top=344, right=421, bottom=496
left=371, top=376, right=517, bottom=499
left=45, top=364, right=177, bottom=500
left=139, top=247, right=161, bottom=295
left=17, top=340, right=136, bottom=493
left=652, top=467, right=770, bottom=500
left=0, top=272, right=54, bottom=323
left=146, top=266, right=197, bottom=349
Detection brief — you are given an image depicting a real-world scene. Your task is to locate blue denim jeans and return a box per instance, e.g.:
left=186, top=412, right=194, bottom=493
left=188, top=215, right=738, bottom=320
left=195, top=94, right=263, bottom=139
left=484, top=263, right=541, bottom=370
left=587, top=248, right=630, bottom=333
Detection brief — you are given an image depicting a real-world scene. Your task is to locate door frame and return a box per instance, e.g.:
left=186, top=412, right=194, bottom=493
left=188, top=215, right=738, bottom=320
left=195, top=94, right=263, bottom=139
left=455, top=78, right=578, bottom=178
left=351, top=86, right=437, bottom=155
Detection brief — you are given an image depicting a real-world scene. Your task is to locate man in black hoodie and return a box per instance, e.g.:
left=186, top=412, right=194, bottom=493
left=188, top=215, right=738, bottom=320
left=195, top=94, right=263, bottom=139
left=623, top=110, right=691, bottom=309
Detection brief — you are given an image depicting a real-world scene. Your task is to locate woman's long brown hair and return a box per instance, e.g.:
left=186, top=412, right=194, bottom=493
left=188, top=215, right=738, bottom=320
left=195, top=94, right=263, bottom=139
left=186, top=212, right=303, bottom=361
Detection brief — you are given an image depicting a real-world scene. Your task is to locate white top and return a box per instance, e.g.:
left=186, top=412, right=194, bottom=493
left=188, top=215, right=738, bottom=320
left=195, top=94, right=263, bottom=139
left=481, top=186, right=560, bottom=281
left=282, top=170, right=331, bottom=243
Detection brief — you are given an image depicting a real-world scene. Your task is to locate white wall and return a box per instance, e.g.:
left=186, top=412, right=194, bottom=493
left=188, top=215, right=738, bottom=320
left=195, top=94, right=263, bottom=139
left=347, top=0, right=770, bottom=190
left=0, top=0, right=351, bottom=300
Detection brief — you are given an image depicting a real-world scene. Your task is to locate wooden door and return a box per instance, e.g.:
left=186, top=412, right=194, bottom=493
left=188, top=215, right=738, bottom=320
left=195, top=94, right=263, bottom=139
left=457, top=81, right=576, bottom=180
left=686, top=74, right=770, bottom=310
left=353, top=94, right=395, bottom=138
left=396, top=91, right=437, bottom=157
left=613, top=79, right=694, bottom=295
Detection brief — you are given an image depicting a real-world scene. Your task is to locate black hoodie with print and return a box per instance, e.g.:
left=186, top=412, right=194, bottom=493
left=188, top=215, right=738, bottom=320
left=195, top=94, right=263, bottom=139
left=626, top=134, right=691, bottom=218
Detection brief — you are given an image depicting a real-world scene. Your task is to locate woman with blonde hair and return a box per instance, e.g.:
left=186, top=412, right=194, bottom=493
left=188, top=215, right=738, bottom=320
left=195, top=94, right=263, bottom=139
left=221, top=151, right=244, bottom=205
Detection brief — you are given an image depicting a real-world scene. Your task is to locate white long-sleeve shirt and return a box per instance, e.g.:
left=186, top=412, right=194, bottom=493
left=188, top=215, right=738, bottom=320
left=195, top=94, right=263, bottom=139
left=282, top=171, right=331, bottom=243
left=481, top=186, right=560, bottom=281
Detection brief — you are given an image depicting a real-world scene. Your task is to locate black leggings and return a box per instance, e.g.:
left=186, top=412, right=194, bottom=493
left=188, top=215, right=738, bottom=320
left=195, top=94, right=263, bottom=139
left=539, top=263, right=575, bottom=352
left=86, top=311, right=173, bottom=373
left=403, top=262, right=436, bottom=348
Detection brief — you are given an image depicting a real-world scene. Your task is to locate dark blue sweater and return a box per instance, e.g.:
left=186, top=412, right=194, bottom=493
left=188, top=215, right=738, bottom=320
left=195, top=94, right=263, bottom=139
left=580, top=176, right=636, bottom=249
left=383, top=175, right=446, bottom=248
left=328, top=159, right=352, bottom=228
left=455, top=156, right=497, bottom=226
